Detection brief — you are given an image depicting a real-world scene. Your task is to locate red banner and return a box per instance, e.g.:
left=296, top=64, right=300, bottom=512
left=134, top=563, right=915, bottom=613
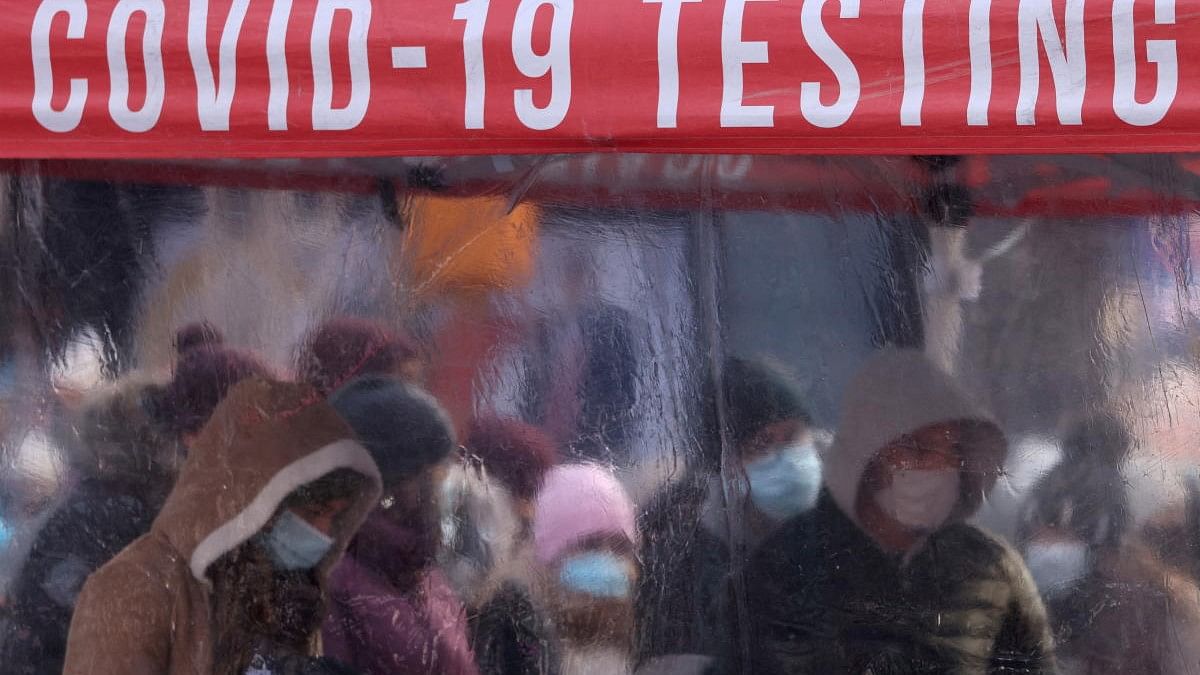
left=3, top=0, right=1198, bottom=158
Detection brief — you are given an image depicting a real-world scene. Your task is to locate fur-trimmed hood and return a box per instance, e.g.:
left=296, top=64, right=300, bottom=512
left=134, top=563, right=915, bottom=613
left=824, top=348, right=1006, bottom=528
left=63, top=378, right=381, bottom=675
left=152, top=377, right=381, bottom=581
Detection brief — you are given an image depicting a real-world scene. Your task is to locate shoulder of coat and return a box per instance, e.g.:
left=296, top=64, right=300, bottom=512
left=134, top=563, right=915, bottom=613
left=928, top=522, right=1028, bottom=581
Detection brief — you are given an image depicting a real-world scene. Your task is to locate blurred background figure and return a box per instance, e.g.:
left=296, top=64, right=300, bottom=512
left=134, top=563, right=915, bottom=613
left=0, top=427, right=64, bottom=605
left=521, top=253, right=640, bottom=466
left=1143, top=475, right=1200, bottom=587
left=4, top=323, right=267, bottom=675
left=297, top=316, right=424, bottom=396
left=459, top=417, right=559, bottom=675
left=0, top=425, right=64, bottom=588
left=440, top=458, right=521, bottom=615
left=636, top=358, right=819, bottom=672
left=532, top=463, right=640, bottom=675
left=1017, top=414, right=1200, bottom=674
left=465, top=417, right=559, bottom=531
left=62, top=379, right=380, bottom=675
left=150, top=323, right=272, bottom=450
left=2, top=377, right=169, bottom=675
left=322, top=375, right=479, bottom=675
left=746, top=349, right=1054, bottom=674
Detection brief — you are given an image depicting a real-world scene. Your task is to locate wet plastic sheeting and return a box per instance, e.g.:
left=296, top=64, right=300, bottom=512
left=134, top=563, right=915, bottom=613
left=1, top=156, right=1200, bottom=674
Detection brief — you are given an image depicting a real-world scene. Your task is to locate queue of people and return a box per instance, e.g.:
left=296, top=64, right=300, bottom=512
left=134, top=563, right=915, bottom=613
left=0, top=317, right=1197, bottom=674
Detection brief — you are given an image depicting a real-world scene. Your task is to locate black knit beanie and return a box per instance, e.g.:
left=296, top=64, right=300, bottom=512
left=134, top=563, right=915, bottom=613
left=329, top=375, right=455, bottom=486
left=724, top=357, right=811, bottom=448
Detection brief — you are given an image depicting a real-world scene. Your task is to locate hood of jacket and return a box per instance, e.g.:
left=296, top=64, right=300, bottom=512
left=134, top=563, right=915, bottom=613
left=824, top=348, right=1006, bottom=528
left=151, top=377, right=382, bottom=582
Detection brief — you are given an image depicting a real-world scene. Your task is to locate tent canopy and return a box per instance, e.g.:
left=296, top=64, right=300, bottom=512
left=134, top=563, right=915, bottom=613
left=8, top=0, right=1199, bottom=158
left=8, top=154, right=1200, bottom=217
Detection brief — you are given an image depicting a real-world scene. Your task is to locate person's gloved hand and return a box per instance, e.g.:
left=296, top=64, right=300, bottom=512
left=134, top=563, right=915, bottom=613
left=245, top=652, right=365, bottom=675
left=302, top=656, right=364, bottom=675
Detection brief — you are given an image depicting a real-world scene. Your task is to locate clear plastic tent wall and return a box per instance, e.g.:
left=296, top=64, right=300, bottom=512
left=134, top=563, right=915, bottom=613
left=2, top=154, right=1200, bottom=674
left=6, top=0, right=1200, bottom=672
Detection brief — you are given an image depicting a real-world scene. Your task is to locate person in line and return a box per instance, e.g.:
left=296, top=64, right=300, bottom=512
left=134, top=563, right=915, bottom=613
left=297, top=316, right=424, bottom=396
left=1142, top=475, right=1200, bottom=587
left=521, top=253, right=640, bottom=466
left=746, top=348, right=1056, bottom=674
left=321, top=375, right=479, bottom=675
left=3, top=323, right=268, bottom=675
left=62, top=378, right=382, bottom=675
left=151, top=322, right=273, bottom=449
left=440, top=457, right=523, bottom=615
left=1018, top=414, right=1200, bottom=674
left=531, top=463, right=640, bottom=675
left=466, top=417, right=559, bottom=530
left=0, top=425, right=64, bottom=602
left=636, top=358, right=821, bottom=673
left=458, top=417, right=560, bottom=675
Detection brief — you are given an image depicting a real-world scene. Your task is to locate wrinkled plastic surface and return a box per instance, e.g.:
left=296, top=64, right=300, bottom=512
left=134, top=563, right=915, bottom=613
left=1, top=155, right=1200, bottom=675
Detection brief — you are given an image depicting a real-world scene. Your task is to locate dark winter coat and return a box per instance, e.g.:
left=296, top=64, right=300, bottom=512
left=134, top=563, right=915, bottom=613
left=748, top=492, right=1054, bottom=674
left=744, top=349, right=1055, bottom=674
left=637, top=465, right=795, bottom=675
left=635, top=472, right=736, bottom=666
left=470, top=582, right=559, bottom=675
left=2, top=376, right=173, bottom=675
left=0, top=479, right=155, bottom=675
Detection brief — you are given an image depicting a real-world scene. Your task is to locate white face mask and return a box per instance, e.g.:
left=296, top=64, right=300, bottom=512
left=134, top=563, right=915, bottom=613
left=1024, top=540, right=1088, bottom=597
left=874, top=469, right=960, bottom=531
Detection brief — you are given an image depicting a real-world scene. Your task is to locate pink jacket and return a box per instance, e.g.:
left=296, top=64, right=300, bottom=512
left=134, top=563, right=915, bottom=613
left=323, top=513, right=479, bottom=675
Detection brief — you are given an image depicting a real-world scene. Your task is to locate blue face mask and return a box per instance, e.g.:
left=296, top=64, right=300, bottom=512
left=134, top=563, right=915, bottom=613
left=743, top=440, right=823, bottom=521
left=0, top=518, right=12, bottom=549
left=558, top=551, right=632, bottom=599
left=261, top=510, right=335, bottom=571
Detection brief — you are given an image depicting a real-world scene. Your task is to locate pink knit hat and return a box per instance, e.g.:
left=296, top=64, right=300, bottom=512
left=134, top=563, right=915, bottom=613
left=533, top=464, right=638, bottom=565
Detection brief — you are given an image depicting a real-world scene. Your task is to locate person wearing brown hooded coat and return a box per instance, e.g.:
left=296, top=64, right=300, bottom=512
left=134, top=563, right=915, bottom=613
left=61, top=378, right=382, bottom=675
left=744, top=349, right=1055, bottom=674
left=3, top=324, right=270, bottom=675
